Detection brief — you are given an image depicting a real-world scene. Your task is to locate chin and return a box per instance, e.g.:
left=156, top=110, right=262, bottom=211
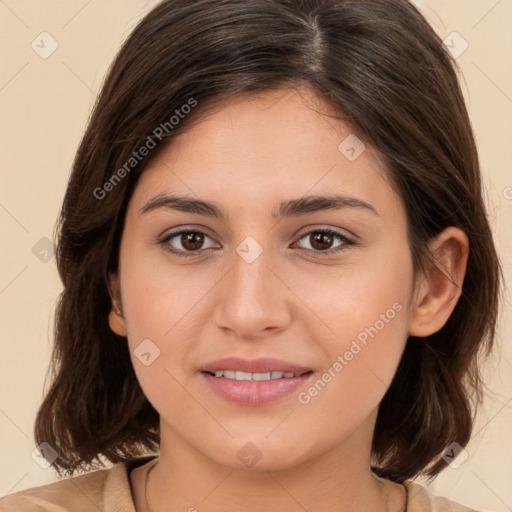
left=201, top=436, right=315, bottom=472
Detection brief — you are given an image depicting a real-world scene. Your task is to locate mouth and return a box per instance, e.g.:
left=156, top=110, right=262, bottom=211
left=199, top=357, right=314, bottom=406
left=202, top=369, right=312, bottom=381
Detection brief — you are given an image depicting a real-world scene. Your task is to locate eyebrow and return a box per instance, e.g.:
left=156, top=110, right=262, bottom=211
left=140, top=193, right=379, bottom=220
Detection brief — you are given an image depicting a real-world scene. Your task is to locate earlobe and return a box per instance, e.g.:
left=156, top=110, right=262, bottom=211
left=108, top=272, right=128, bottom=337
left=408, top=227, right=469, bottom=337
left=109, top=309, right=128, bottom=337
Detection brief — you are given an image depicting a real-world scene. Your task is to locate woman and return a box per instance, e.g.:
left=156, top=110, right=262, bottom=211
left=1, top=0, right=502, bottom=511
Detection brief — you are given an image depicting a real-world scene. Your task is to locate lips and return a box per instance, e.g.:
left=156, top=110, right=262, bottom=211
left=199, top=357, right=313, bottom=406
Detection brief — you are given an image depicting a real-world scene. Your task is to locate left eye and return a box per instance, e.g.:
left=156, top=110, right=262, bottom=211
left=159, top=228, right=355, bottom=258
left=294, top=229, right=355, bottom=254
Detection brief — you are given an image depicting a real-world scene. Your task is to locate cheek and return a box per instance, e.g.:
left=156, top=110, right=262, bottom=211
left=292, top=243, right=413, bottom=352
left=119, top=235, right=200, bottom=337
left=118, top=258, right=199, bottom=417
left=117, top=240, right=216, bottom=404
left=293, top=245, right=413, bottom=411
left=291, top=288, right=410, bottom=449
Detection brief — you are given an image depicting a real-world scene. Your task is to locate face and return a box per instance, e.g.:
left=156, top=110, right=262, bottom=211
left=110, top=87, right=417, bottom=471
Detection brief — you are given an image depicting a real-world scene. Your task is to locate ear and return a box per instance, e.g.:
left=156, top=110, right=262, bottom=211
left=409, top=227, right=469, bottom=337
left=108, top=272, right=127, bottom=337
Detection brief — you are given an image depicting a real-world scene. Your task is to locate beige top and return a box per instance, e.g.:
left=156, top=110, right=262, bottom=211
left=0, top=456, right=480, bottom=511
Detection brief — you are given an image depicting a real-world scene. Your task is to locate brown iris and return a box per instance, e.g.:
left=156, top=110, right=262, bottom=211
left=180, top=232, right=205, bottom=251
left=309, top=231, right=334, bottom=251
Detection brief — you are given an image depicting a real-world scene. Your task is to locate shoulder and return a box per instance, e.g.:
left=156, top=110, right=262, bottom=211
left=406, top=480, right=482, bottom=512
left=0, top=462, right=134, bottom=512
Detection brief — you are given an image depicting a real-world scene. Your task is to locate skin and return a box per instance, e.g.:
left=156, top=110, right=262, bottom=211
left=108, top=87, right=469, bottom=512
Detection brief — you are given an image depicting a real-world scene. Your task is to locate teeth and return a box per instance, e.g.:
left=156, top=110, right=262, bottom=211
left=208, top=370, right=305, bottom=381
left=252, top=372, right=271, bottom=381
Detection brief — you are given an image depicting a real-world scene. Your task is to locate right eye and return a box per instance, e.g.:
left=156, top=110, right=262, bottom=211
left=159, top=229, right=219, bottom=257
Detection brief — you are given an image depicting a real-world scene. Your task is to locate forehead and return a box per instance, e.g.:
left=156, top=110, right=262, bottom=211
left=131, top=88, right=400, bottom=220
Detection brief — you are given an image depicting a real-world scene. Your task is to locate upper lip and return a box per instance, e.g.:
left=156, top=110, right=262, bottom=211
left=200, top=357, right=312, bottom=374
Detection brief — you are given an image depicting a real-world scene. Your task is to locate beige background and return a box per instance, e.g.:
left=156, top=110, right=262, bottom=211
left=0, top=0, right=511, bottom=510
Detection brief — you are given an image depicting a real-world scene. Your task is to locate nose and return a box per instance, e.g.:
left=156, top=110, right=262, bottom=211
left=212, top=243, right=293, bottom=340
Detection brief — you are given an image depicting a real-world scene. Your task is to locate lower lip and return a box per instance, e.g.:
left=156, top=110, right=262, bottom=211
left=201, top=372, right=313, bottom=406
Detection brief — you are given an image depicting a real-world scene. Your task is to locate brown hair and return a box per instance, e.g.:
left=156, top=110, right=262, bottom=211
left=35, top=0, right=502, bottom=482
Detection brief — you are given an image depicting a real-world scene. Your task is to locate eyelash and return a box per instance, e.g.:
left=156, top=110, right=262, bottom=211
left=158, top=228, right=356, bottom=258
